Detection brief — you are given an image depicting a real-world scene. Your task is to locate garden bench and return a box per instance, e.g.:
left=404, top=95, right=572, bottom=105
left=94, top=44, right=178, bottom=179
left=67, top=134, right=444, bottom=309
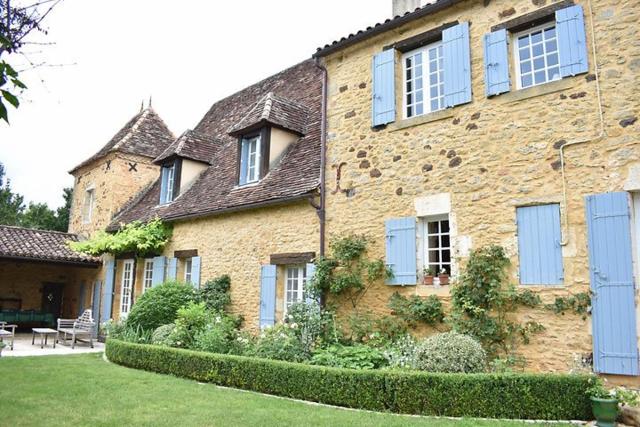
left=56, top=309, right=95, bottom=349
left=0, top=322, right=16, bottom=350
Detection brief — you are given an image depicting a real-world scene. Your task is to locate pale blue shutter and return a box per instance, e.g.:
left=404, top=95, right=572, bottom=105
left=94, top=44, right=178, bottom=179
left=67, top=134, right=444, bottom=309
left=191, top=256, right=201, bottom=288
left=91, top=280, right=102, bottom=337
left=305, top=263, right=317, bottom=305
left=239, top=140, right=249, bottom=186
left=151, top=256, right=166, bottom=287
left=483, top=29, right=510, bottom=96
left=101, top=260, right=116, bottom=323
left=160, top=167, right=168, bottom=204
left=259, top=265, right=277, bottom=328
left=166, top=257, right=177, bottom=281
left=556, top=5, right=589, bottom=77
left=385, top=217, right=417, bottom=285
left=372, top=49, right=396, bottom=127
left=586, top=192, right=639, bottom=376
left=516, top=204, right=564, bottom=285
left=443, top=22, right=472, bottom=107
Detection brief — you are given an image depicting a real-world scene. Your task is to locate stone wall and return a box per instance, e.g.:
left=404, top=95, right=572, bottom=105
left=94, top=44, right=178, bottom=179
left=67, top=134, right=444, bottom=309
left=321, top=0, right=640, bottom=377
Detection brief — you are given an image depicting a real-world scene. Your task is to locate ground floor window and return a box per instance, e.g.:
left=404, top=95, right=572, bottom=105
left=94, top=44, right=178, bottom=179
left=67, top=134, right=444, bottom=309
left=184, top=258, right=193, bottom=284
left=143, top=259, right=154, bottom=292
left=285, top=266, right=306, bottom=314
left=120, top=260, right=134, bottom=316
left=422, top=215, right=451, bottom=275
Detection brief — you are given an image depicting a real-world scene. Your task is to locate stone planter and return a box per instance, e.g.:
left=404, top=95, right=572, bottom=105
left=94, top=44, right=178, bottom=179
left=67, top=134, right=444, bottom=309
left=591, top=397, right=618, bottom=427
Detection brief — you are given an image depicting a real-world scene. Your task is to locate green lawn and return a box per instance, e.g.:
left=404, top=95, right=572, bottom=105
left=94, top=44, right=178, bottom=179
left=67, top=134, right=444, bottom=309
left=0, top=354, right=562, bottom=426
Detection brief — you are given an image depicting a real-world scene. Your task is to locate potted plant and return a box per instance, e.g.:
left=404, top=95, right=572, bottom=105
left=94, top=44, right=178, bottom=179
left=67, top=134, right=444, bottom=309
left=588, top=378, right=618, bottom=427
left=438, top=268, right=450, bottom=286
left=423, top=267, right=436, bottom=285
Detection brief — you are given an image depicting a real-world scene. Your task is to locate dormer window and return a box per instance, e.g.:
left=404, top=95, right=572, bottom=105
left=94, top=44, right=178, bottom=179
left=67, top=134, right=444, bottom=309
left=240, top=134, right=262, bottom=185
left=160, top=160, right=181, bottom=204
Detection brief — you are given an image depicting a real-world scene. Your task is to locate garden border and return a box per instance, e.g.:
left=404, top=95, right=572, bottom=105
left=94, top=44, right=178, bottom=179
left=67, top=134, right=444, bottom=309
left=106, top=339, right=593, bottom=421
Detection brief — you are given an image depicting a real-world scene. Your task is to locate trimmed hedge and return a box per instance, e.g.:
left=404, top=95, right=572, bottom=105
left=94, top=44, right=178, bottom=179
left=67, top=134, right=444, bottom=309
left=106, top=339, right=592, bottom=420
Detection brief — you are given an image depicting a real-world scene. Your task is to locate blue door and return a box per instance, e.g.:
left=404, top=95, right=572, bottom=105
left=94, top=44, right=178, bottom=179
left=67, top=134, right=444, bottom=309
left=586, top=192, right=639, bottom=375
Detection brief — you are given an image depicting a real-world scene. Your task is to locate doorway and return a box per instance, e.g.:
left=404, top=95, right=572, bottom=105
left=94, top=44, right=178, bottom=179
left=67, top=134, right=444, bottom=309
left=41, top=283, right=64, bottom=319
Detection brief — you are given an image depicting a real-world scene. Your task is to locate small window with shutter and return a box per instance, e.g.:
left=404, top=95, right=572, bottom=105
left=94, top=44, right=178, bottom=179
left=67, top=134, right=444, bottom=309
left=82, top=188, right=95, bottom=224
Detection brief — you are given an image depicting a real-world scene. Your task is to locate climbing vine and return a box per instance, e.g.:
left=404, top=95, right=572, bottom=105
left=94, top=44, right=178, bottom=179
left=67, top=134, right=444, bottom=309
left=387, top=292, right=445, bottom=327
left=69, top=218, right=172, bottom=257
left=545, top=292, right=591, bottom=320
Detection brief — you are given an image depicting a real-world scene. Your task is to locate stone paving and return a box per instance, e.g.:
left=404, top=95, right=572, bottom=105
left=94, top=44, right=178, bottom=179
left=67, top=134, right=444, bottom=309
left=0, top=333, right=104, bottom=357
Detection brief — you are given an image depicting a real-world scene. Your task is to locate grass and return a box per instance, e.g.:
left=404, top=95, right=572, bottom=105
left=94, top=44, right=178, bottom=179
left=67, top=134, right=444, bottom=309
left=0, top=353, right=564, bottom=427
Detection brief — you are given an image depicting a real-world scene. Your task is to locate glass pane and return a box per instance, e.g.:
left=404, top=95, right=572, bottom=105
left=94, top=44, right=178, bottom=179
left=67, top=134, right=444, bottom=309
left=548, top=67, right=560, bottom=81
left=545, top=27, right=556, bottom=38
left=406, top=69, right=412, bottom=80
left=428, top=236, right=440, bottom=248
left=407, top=106, right=413, bottom=117
left=532, top=43, right=544, bottom=57
left=546, top=39, right=557, bottom=53
left=441, top=265, right=451, bottom=275
left=406, top=81, right=412, bottom=92
left=442, top=250, right=451, bottom=263
left=547, top=53, right=558, bottom=66
left=415, top=78, right=423, bottom=90
left=415, top=52, right=422, bottom=63
left=428, top=221, right=439, bottom=234
left=429, top=48, right=437, bottom=60
left=518, top=36, right=529, bottom=48
left=534, top=70, right=546, bottom=84
left=430, top=74, right=437, bottom=85
left=430, top=99, right=439, bottom=112
left=428, top=251, right=440, bottom=263
left=439, top=71, right=444, bottom=82
left=407, top=94, right=413, bottom=104
left=415, top=91, right=423, bottom=103
left=531, top=31, right=543, bottom=44
left=415, top=104, right=423, bottom=116
left=519, top=47, right=530, bottom=61
left=533, top=57, right=545, bottom=71
left=440, top=220, right=450, bottom=233
left=520, top=60, right=531, bottom=74
left=441, top=234, right=450, bottom=248
left=430, top=86, right=438, bottom=98
left=521, top=74, right=533, bottom=87
left=405, top=57, right=412, bottom=68
left=429, top=60, right=437, bottom=73
left=415, top=65, right=422, bottom=77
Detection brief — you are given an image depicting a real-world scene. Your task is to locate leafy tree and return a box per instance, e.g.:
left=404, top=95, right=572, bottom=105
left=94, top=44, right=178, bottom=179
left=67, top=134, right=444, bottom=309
left=21, top=201, right=57, bottom=230
left=0, top=162, right=24, bottom=225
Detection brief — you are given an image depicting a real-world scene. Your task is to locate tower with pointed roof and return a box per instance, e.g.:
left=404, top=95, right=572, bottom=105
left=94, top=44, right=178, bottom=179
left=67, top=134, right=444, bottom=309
left=68, top=107, right=174, bottom=238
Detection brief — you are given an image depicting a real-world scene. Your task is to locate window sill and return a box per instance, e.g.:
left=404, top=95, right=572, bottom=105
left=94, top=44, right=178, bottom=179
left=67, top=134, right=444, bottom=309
left=389, top=108, right=454, bottom=132
left=498, top=78, right=575, bottom=104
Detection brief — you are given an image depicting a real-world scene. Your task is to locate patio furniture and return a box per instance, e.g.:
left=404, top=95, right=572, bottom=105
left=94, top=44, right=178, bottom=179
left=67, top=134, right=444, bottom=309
left=32, top=328, right=58, bottom=349
left=0, top=323, right=16, bottom=350
left=56, top=309, right=95, bottom=349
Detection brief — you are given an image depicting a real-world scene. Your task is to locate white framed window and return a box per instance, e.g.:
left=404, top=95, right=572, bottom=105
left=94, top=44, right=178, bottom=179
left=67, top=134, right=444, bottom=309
left=143, top=259, right=154, bottom=292
left=184, top=258, right=193, bottom=284
left=513, top=23, right=560, bottom=89
left=161, top=164, right=176, bottom=204
left=422, top=215, right=451, bottom=275
left=403, top=41, right=444, bottom=119
left=82, top=188, right=95, bottom=224
left=120, top=260, right=134, bottom=316
left=241, top=135, right=261, bottom=184
left=284, top=266, right=306, bottom=314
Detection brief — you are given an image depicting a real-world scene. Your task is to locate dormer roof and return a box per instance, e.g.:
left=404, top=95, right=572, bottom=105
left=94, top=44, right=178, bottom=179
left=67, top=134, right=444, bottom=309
left=227, top=92, right=310, bottom=137
left=154, top=130, right=216, bottom=165
left=69, top=107, right=174, bottom=174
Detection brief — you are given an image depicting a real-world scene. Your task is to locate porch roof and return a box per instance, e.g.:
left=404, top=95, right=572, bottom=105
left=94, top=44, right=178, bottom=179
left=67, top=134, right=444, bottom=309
left=0, top=226, right=101, bottom=267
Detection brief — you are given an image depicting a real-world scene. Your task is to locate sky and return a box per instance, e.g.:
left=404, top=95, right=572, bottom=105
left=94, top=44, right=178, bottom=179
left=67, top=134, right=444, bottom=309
left=0, top=0, right=392, bottom=208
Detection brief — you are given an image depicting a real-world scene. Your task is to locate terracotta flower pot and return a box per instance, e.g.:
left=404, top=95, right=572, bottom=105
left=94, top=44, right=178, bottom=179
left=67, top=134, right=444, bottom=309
left=438, top=274, right=450, bottom=285
left=423, top=275, right=434, bottom=285
left=591, top=397, right=618, bottom=427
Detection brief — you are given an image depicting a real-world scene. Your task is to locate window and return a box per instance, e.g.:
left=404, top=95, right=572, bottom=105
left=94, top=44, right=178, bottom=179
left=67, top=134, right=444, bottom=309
left=160, top=163, right=176, bottom=204
left=120, top=260, right=134, bottom=316
left=82, top=188, right=94, bottom=224
left=240, top=135, right=261, bottom=185
left=403, top=41, right=444, bottom=118
left=284, top=266, right=306, bottom=314
left=422, top=215, right=451, bottom=275
left=184, top=258, right=193, bottom=284
left=143, top=259, right=154, bottom=292
left=513, top=23, right=560, bottom=89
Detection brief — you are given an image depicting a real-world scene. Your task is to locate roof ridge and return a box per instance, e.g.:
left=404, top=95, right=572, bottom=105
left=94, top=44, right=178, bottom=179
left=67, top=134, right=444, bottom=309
left=0, top=224, right=78, bottom=237
left=112, top=108, right=150, bottom=151
left=262, top=92, right=274, bottom=120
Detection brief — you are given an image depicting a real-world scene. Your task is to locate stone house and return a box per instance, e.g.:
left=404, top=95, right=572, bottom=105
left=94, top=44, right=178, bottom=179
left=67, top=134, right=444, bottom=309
left=312, top=0, right=640, bottom=381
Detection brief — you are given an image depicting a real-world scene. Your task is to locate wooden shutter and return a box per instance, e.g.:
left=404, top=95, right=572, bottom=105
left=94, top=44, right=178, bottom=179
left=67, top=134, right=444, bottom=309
left=516, top=204, right=564, bottom=285
left=483, top=29, right=510, bottom=97
left=101, top=260, right=116, bottom=323
left=259, top=265, right=277, bottom=328
left=385, top=217, right=417, bottom=285
left=372, top=49, right=396, bottom=127
left=160, top=167, right=168, bottom=204
left=239, top=140, right=249, bottom=186
left=151, top=256, right=166, bottom=287
left=556, top=5, right=589, bottom=77
left=191, top=256, right=202, bottom=288
left=443, top=22, right=472, bottom=108
left=586, top=192, right=639, bottom=376
left=166, top=257, right=178, bottom=281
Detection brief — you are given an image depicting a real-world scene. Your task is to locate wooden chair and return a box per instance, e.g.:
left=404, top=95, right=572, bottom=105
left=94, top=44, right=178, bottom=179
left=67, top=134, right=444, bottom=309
left=0, top=322, right=16, bottom=350
left=56, top=309, right=95, bottom=349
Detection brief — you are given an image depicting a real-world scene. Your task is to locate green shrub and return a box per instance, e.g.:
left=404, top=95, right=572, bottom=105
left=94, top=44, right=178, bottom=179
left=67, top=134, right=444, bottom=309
left=192, top=314, right=239, bottom=354
left=198, top=275, right=232, bottom=313
left=106, top=339, right=593, bottom=420
left=103, top=320, right=152, bottom=344
left=415, top=331, right=486, bottom=373
left=285, top=302, right=341, bottom=356
left=310, top=344, right=386, bottom=370
left=169, top=302, right=211, bottom=348
left=151, top=324, right=175, bottom=346
left=253, top=324, right=307, bottom=362
left=126, top=281, right=196, bottom=331
left=388, top=293, right=445, bottom=327
left=382, top=335, right=418, bottom=369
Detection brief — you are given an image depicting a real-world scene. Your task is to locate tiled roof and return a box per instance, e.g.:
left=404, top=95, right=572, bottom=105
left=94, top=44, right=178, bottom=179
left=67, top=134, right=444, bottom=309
left=69, top=108, right=175, bottom=173
left=108, top=59, right=323, bottom=228
left=313, top=0, right=463, bottom=58
left=228, top=92, right=310, bottom=137
left=154, top=130, right=217, bottom=165
left=0, top=225, right=101, bottom=265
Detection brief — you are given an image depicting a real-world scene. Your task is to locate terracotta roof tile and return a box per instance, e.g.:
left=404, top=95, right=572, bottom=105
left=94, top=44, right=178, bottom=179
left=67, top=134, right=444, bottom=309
left=0, top=225, right=100, bottom=265
left=154, top=130, right=217, bottom=165
left=228, top=92, right=310, bottom=136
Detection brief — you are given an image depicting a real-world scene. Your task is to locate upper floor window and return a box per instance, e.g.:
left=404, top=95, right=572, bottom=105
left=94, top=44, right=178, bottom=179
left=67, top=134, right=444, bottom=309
left=513, top=24, right=560, bottom=89
left=239, top=134, right=262, bottom=186
left=403, top=41, right=444, bottom=118
left=160, top=163, right=176, bottom=204
left=82, top=188, right=94, bottom=224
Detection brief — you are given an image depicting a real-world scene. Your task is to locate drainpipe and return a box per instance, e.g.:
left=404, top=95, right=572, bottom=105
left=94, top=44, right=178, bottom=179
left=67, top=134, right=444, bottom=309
left=314, top=57, right=328, bottom=258
left=559, top=0, right=605, bottom=246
